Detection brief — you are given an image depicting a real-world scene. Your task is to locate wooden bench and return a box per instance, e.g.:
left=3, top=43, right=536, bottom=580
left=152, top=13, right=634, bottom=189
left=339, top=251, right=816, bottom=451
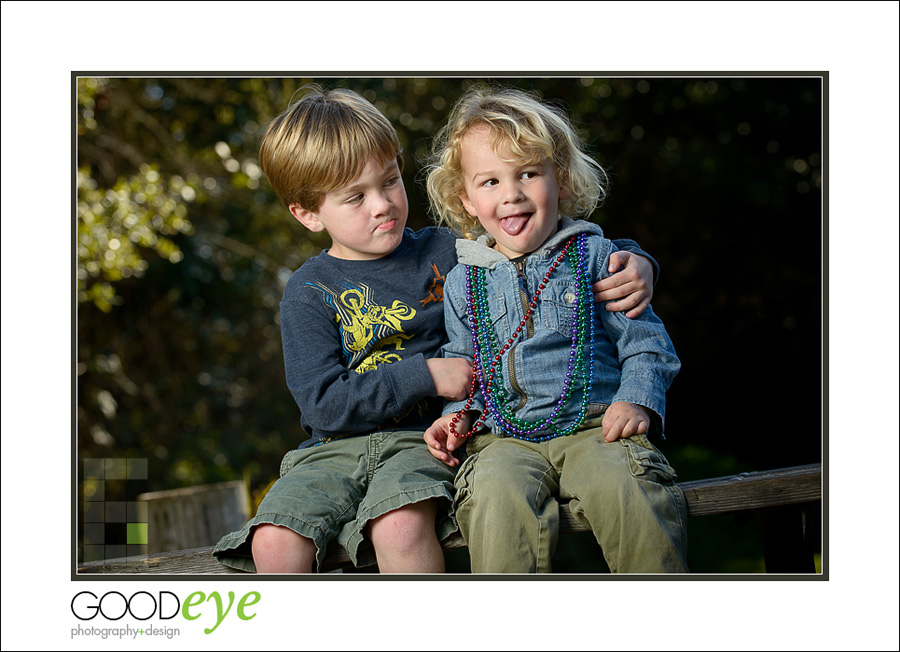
left=77, top=462, right=822, bottom=575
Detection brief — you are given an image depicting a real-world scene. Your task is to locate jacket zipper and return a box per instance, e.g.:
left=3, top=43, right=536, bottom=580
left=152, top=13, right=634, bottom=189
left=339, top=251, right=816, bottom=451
left=507, top=259, right=532, bottom=412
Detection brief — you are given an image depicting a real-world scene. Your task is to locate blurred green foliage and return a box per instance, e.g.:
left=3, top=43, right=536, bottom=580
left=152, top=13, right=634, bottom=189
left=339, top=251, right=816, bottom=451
left=76, top=75, right=823, bottom=571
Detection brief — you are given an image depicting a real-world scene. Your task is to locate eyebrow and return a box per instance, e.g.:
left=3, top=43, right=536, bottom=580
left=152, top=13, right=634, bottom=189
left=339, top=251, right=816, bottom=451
left=469, top=161, right=540, bottom=184
left=469, top=168, right=496, bottom=184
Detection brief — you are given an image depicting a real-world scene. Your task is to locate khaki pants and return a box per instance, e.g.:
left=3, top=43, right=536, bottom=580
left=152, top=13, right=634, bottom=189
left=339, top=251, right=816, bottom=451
left=454, top=425, right=689, bottom=573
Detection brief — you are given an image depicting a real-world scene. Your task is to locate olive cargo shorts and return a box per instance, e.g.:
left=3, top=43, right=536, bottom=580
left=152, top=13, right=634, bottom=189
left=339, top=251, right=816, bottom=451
left=213, top=430, right=458, bottom=572
left=454, top=424, right=689, bottom=573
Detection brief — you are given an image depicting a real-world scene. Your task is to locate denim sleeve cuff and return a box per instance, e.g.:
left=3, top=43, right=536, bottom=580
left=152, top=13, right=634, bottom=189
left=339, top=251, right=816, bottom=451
left=612, top=372, right=668, bottom=422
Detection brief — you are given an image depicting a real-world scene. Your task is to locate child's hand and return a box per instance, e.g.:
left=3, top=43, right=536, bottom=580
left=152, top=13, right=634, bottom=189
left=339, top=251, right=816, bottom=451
left=592, top=251, right=654, bottom=319
left=425, top=357, right=474, bottom=401
left=424, top=413, right=470, bottom=467
left=601, top=401, right=651, bottom=442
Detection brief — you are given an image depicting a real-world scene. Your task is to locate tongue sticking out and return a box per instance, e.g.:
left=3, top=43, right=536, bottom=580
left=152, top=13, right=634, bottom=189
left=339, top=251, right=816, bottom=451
left=500, top=215, right=529, bottom=236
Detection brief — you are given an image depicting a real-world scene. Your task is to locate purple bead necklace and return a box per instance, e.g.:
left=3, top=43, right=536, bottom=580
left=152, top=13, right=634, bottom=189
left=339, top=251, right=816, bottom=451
left=449, top=233, right=595, bottom=442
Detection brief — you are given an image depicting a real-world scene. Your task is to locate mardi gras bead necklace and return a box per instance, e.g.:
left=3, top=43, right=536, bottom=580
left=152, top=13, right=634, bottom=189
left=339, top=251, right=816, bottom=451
left=449, top=233, right=595, bottom=442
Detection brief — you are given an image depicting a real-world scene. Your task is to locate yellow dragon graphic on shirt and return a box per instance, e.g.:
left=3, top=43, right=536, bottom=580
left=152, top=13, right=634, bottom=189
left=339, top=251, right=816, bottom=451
left=306, top=281, right=416, bottom=373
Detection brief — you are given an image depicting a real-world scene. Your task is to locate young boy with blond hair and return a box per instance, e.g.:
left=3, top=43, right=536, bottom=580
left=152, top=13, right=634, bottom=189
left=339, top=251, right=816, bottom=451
left=424, top=85, right=688, bottom=573
left=213, top=85, right=658, bottom=573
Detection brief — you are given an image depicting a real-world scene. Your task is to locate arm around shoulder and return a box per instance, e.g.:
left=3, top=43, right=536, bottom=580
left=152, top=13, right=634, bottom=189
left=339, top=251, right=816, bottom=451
left=596, top=239, right=658, bottom=318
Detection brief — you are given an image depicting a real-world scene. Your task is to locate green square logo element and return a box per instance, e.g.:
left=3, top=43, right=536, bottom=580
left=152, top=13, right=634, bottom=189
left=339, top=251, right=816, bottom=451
left=127, top=523, right=149, bottom=545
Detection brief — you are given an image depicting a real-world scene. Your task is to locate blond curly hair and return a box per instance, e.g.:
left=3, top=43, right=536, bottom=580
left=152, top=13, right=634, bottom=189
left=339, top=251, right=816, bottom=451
left=425, top=85, right=608, bottom=239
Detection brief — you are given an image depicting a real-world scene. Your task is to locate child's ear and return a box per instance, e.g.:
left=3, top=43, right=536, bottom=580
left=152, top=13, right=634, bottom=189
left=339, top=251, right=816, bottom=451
left=458, top=192, right=478, bottom=218
left=558, top=184, right=571, bottom=201
left=289, top=203, right=325, bottom=232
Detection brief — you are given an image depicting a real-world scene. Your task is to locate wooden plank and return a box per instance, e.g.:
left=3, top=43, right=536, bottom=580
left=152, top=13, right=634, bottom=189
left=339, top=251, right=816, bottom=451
left=77, top=463, right=821, bottom=575
left=679, top=463, right=821, bottom=517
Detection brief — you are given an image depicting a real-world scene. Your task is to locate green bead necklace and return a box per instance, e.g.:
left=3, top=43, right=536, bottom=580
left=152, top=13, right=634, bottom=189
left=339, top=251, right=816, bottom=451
left=449, top=233, right=595, bottom=442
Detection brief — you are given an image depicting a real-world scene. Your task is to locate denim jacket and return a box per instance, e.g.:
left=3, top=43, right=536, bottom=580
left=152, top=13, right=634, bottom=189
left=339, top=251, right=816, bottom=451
left=441, top=217, right=681, bottom=438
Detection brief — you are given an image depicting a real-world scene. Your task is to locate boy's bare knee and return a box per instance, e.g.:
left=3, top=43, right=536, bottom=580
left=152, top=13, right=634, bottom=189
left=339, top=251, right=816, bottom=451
left=251, top=524, right=316, bottom=573
left=253, top=523, right=297, bottom=547
left=368, top=500, right=438, bottom=553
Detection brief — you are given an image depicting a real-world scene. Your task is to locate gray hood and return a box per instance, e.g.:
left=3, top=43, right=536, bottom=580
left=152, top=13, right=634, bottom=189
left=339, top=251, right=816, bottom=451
left=455, top=217, right=605, bottom=269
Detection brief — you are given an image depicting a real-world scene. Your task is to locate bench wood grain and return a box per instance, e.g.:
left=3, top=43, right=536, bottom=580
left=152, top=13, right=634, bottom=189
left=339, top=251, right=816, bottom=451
left=77, top=462, right=822, bottom=575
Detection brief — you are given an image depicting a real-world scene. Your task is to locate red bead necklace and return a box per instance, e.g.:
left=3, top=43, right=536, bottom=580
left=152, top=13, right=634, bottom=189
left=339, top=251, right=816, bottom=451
left=449, top=236, right=577, bottom=439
